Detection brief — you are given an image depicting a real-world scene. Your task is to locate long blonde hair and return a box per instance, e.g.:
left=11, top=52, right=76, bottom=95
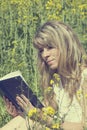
left=33, top=20, right=87, bottom=105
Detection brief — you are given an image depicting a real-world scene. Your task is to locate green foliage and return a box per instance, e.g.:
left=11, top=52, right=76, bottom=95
left=0, top=97, right=12, bottom=127
left=0, top=0, right=87, bottom=127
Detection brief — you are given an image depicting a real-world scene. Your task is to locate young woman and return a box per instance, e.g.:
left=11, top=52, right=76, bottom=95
left=1, top=20, right=87, bottom=130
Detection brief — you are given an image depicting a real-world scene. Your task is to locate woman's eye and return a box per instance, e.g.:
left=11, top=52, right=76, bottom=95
left=39, top=49, right=43, bottom=53
left=47, top=46, right=53, bottom=49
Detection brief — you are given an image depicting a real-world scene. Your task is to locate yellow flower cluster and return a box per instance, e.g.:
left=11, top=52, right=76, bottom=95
left=27, top=106, right=61, bottom=129
left=51, top=123, right=60, bottom=129
left=53, top=73, right=60, bottom=81
left=28, top=108, right=37, bottom=118
left=85, top=94, right=87, bottom=98
left=76, top=90, right=82, bottom=100
left=50, top=73, right=60, bottom=87
left=46, top=0, right=54, bottom=8
left=42, top=106, right=55, bottom=117
left=50, top=73, right=60, bottom=86
left=45, top=86, right=53, bottom=94
left=50, top=80, right=54, bottom=85
left=45, top=73, right=60, bottom=97
left=45, top=127, right=51, bottom=130
left=76, top=89, right=87, bottom=101
left=46, top=123, right=60, bottom=130
left=42, top=106, right=61, bottom=129
left=79, top=4, right=87, bottom=11
left=28, top=106, right=56, bottom=121
left=82, top=55, right=87, bottom=60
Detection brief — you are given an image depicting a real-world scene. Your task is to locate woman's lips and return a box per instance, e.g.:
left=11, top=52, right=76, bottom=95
left=47, top=60, right=54, bottom=65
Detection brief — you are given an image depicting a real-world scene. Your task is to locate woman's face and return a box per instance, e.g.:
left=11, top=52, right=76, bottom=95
left=39, top=46, right=60, bottom=70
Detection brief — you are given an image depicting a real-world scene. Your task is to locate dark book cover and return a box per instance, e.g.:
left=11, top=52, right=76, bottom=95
left=0, top=71, right=44, bottom=112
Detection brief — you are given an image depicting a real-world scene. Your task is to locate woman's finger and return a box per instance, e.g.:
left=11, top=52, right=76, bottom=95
left=20, top=94, right=34, bottom=109
left=21, top=94, right=29, bottom=104
left=16, top=95, right=27, bottom=107
left=16, top=95, right=34, bottom=113
left=3, top=97, right=19, bottom=117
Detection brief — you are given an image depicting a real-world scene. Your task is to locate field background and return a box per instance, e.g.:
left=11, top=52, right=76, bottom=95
left=0, top=0, right=87, bottom=127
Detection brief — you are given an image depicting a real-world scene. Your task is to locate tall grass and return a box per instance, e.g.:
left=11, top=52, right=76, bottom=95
left=0, top=0, right=87, bottom=127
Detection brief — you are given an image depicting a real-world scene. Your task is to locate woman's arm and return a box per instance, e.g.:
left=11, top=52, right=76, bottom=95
left=3, top=94, right=85, bottom=130
left=16, top=94, right=57, bottom=128
left=3, top=96, right=46, bottom=130
left=16, top=94, right=85, bottom=130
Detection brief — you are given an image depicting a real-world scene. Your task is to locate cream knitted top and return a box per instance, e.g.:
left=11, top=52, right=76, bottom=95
left=54, top=68, right=87, bottom=123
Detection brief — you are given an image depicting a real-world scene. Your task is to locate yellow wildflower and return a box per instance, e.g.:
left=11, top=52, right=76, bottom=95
left=53, top=73, right=59, bottom=78
left=55, top=83, right=59, bottom=87
left=51, top=123, right=60, bottom=129
left=46, top=0, right=53, bottom=7
left=28, top=108, right=37, bottom=118
left=42, top=106, right=55, bottom=116
left=85, top=94, right=87, bottom=98
left=77, top=90, right=82, bottom=95
left=44, top=86, right=53, bottom=94
left=42, top=112, right=48, bottom=121
left=45, top=127, right=51, bottom=130
left=72, top=8, right=76, bottom=14
left=82, top=55, right=87, bottom=60
left=50, top=79, right=54, bottom=85
left=76, top=90, right=82, bottom=100
left=79, top=4, right=87, bottom=11
left=53, top=73, right=60, bottom=81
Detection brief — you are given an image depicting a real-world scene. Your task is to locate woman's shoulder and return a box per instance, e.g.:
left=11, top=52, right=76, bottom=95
left=82, top=67, right=87, bottom=73
left=81, top=67, right=87, bottom=81
left=80, top=67, right=87, bottom=90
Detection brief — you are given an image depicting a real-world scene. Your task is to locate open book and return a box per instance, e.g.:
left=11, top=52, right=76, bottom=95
left=0, top=71, right=44, bottom=111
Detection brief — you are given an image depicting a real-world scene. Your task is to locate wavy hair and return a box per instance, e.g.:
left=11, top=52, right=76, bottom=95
left=33, top=20, right=87, bottom=105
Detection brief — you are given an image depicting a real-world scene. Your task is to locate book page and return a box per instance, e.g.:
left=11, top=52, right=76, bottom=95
left=0, top=70, right=22, bottom=81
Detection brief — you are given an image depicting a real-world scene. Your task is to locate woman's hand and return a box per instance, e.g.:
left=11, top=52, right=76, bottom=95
left=16, top=94, right=34, bottom=114
left=3, top=96, right=19, bottom=117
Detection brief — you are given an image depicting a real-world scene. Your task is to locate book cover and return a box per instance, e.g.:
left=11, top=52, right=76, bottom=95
left=0, top=71, right=44, bottom=111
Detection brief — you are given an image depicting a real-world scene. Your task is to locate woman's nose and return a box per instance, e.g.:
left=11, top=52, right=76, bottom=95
left=42, top=48, right=50, bottom=58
